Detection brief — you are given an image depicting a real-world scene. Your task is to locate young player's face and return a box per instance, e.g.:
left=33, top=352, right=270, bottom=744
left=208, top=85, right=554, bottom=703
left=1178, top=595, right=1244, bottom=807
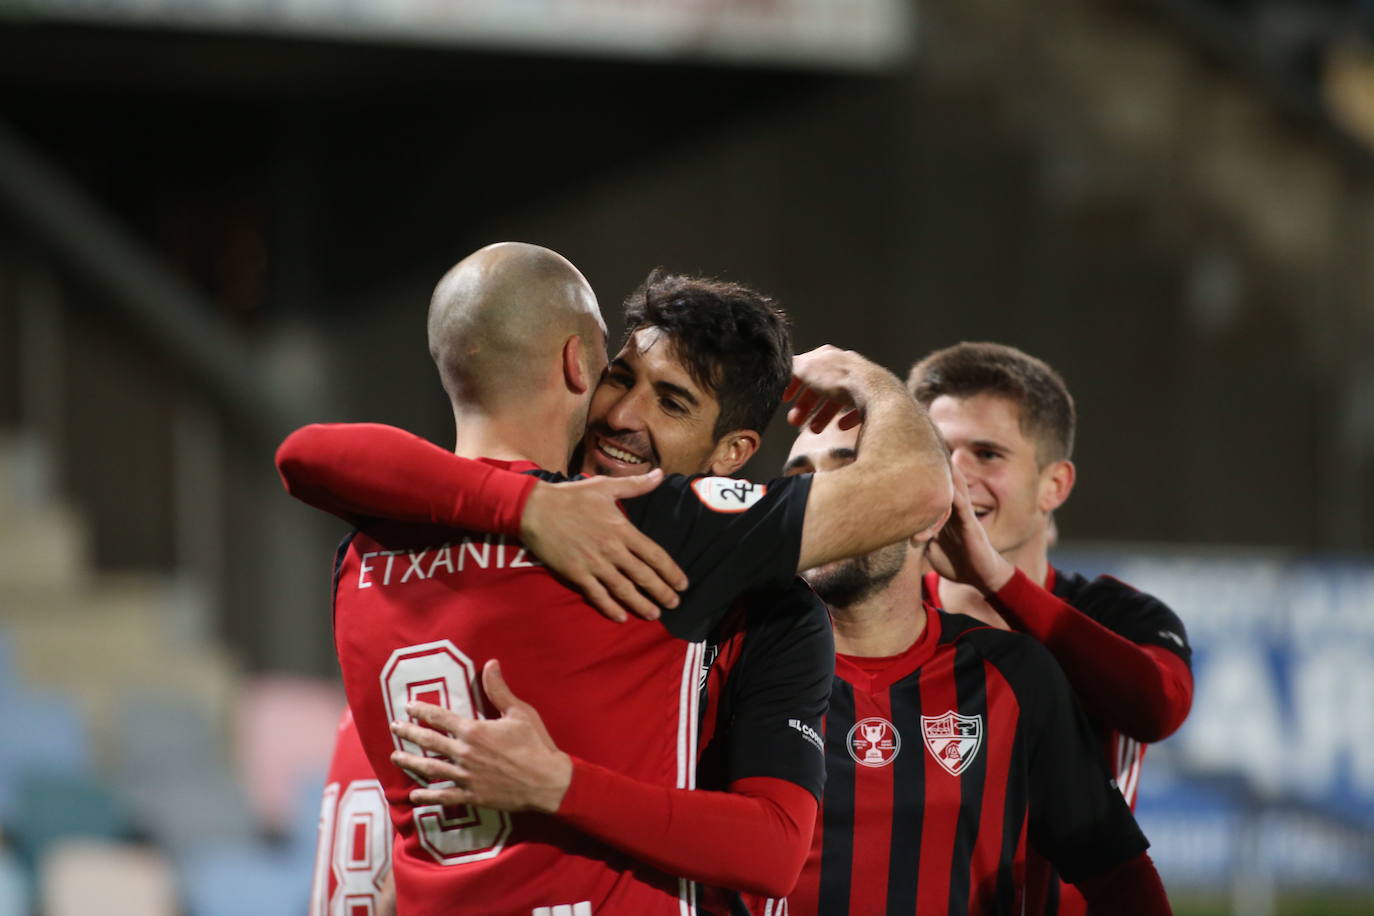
left=785, top=422, right=910, bottom=606
left=580, top=327, right=724, bottom=478
left=926, top=393, right=1057, bottom=557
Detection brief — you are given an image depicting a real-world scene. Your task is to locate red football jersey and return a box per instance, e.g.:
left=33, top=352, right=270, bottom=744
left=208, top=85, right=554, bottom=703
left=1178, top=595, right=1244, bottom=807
left=753, top=604, right=1146, bottom=916
left=924, top=568, right=1192, bottom=915
left=310, top=708, right=391, bottom=916
left=332, top=461, right=811, bottom=916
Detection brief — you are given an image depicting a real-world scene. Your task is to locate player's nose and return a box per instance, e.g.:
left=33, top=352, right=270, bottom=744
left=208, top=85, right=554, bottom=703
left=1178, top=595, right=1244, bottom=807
left=603, top=386, right=648, bottom=432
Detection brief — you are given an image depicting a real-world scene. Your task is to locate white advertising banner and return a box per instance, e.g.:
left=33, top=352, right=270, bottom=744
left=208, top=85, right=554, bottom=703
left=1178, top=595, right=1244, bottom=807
left=8, top=0, right=911, bottom=70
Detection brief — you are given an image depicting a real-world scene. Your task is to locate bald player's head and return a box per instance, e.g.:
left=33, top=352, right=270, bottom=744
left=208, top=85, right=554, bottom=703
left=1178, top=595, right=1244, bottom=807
left=428, top=242, right=606, bottom=417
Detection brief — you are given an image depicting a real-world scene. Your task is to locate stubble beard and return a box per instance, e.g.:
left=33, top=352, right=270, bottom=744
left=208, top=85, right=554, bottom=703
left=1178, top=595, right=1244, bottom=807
left=806, top=541, right=909, bottom=610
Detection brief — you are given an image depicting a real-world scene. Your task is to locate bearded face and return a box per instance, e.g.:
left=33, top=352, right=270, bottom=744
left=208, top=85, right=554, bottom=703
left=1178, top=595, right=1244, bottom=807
left=804, top=540, right=909, bottom=609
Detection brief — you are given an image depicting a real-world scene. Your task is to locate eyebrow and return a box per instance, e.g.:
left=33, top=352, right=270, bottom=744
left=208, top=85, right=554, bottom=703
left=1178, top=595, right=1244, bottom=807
left=783, top=446, right=857, bottom=474
left=614, top=356, right=701, bottom=408
left=970, top=438, right=1009, bottom=453
left=655, top=379, right=700, bottom=409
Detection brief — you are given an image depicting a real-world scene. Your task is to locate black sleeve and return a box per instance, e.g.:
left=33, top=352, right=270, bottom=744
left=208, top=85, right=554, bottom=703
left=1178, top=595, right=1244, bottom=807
left=619, top=473, right=813, bottom=641
left=1062, top=573, right=1192, bottom=667
left=716, top=579, right=835, bottom=799
left=983, top=633, right=1149, bottom=883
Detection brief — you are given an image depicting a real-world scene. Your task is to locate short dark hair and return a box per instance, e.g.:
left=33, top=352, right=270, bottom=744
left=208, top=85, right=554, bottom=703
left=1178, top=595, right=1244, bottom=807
left=907, top=342, right=1075, bottom=464
left=623, top=269, right=792, bottom=440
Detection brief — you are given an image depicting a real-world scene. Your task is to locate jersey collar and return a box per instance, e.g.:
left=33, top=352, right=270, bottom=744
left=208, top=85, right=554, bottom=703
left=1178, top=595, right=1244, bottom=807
left=835, top=601, right=943, bottom=694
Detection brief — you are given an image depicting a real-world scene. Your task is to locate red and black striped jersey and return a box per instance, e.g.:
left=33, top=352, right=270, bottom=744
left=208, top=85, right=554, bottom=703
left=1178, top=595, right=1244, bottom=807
left=1025, top=567, right=1192, bottom=916
left=762, top=603, right=1147, bottom=916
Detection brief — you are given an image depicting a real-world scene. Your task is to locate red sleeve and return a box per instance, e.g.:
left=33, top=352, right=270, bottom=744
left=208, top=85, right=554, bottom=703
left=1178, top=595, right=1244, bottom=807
left=275, top=423, right=535, bottom=534
left=1074, top=852, right=1172, bottom=915
left=556, top=760, right=816, bottom=898
left=991, top=569, right=1193, bottom=742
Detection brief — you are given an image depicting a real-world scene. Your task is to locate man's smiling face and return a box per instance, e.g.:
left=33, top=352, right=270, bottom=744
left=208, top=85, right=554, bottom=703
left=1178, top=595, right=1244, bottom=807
left=580, top=326, right=724, bottom=478
left=926, top=392, right=1051, bottom=556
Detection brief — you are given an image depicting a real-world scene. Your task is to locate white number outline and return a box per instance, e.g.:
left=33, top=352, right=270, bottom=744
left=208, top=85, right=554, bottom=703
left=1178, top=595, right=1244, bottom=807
left=332, top=780, right=391, bottom=915
left=380, top=639, right=512, bottom=865
left=311, top=780, right=393, bottom=916
left=309, top=784, right=339, bottom=916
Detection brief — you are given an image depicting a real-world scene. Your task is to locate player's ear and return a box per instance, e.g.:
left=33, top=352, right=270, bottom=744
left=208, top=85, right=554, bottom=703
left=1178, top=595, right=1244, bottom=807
left=563, top=335, right=591, bottom=395
left=707, top=429, right=761, bottom=477
left=1038, top=459, right=1075, bottom=513
left=910, top=503, right=952, bottom=546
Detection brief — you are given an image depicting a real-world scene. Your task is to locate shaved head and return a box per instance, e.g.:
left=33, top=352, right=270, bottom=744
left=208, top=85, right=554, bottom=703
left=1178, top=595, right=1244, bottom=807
left=428, top=242, right=606, bottom=413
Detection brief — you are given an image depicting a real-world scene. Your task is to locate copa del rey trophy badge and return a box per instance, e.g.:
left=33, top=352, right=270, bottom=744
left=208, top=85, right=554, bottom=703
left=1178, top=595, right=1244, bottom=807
left=846, top=716, right=901, bottom=767
left=921, top=711, right=983, bottom=776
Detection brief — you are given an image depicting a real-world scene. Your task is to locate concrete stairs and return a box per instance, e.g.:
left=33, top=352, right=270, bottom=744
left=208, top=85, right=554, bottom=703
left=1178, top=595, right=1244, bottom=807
left=0, top=431, right=238, bottom=765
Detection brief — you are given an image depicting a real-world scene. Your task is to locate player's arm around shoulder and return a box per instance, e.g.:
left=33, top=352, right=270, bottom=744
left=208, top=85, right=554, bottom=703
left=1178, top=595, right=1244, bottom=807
left=275, top=421, right=535, bottom=529
left=518, top=469, right=690, bottom=622
left=788, top=346, right=952, bottom=572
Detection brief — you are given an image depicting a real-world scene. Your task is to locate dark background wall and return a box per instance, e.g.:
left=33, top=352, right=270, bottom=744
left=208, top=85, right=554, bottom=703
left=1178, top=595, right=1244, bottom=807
left=1, top=3, right=1369, bottom=671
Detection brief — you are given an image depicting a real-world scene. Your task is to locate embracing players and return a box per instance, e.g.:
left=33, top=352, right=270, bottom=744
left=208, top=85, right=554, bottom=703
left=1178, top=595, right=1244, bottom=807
left=280, top=245, right=951, bottom=914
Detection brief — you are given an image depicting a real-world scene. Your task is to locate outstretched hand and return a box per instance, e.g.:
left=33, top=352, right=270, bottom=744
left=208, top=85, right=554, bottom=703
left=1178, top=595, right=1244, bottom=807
left=520, top=470, right=688, bottom=623
left=924, top=466, right=1015, bottom=595
left=390, top=659, right=573, bottom=815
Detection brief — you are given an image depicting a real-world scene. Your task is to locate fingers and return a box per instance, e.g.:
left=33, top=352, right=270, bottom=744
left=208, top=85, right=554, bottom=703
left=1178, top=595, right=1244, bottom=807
left=392, top=716, right=464, bottom=756
left=481, top=659, right=521, bottom=715
left=577, top=576, right=630, bottom=623
left=950, top=465, right=973, bottom=500
left=782, top=376, right=801, bottom=402
left=789, top=345, right=853, bottom=396
left=613, top=523, right=686, bottom=597
left=405, top=701, right=464, bottom=734
left=946, top=468, right=979, bottom=526
left=580, top=556, right=675, bottom=623
left=607, top=467, right=663, bottom=495
left=787, top=387, right=822, bottom=428
left=391, top=749, right=467, bottom=786
left=617, top=521, right=687, bottom=592
left=599, top=565, right=663, bottom=621
left=409, top=785, right=475, bottom=807
left=807, top=399, right=843, bottom=434
left=786, top=386, right=851, bottom=434
left=620, top=550, right=685, bottom=609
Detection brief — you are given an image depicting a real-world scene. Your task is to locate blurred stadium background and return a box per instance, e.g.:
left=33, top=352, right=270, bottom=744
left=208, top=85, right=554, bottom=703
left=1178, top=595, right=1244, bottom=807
left=0, top=0, right=1371, bottom=913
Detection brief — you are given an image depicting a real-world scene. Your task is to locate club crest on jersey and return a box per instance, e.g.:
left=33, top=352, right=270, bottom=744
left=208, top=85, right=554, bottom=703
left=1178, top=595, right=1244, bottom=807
left=846, top=716, right=901, bottom=768
left=921, top=711, right=983, bottom=776
left=690, top=477, right=766, bottom=513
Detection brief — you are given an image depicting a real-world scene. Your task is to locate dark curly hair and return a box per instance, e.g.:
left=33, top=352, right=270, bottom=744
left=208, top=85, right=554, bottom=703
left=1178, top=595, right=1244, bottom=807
left=907, top=342, right=1075, bottom=464
left=623, top=269, right=792, bottom=440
